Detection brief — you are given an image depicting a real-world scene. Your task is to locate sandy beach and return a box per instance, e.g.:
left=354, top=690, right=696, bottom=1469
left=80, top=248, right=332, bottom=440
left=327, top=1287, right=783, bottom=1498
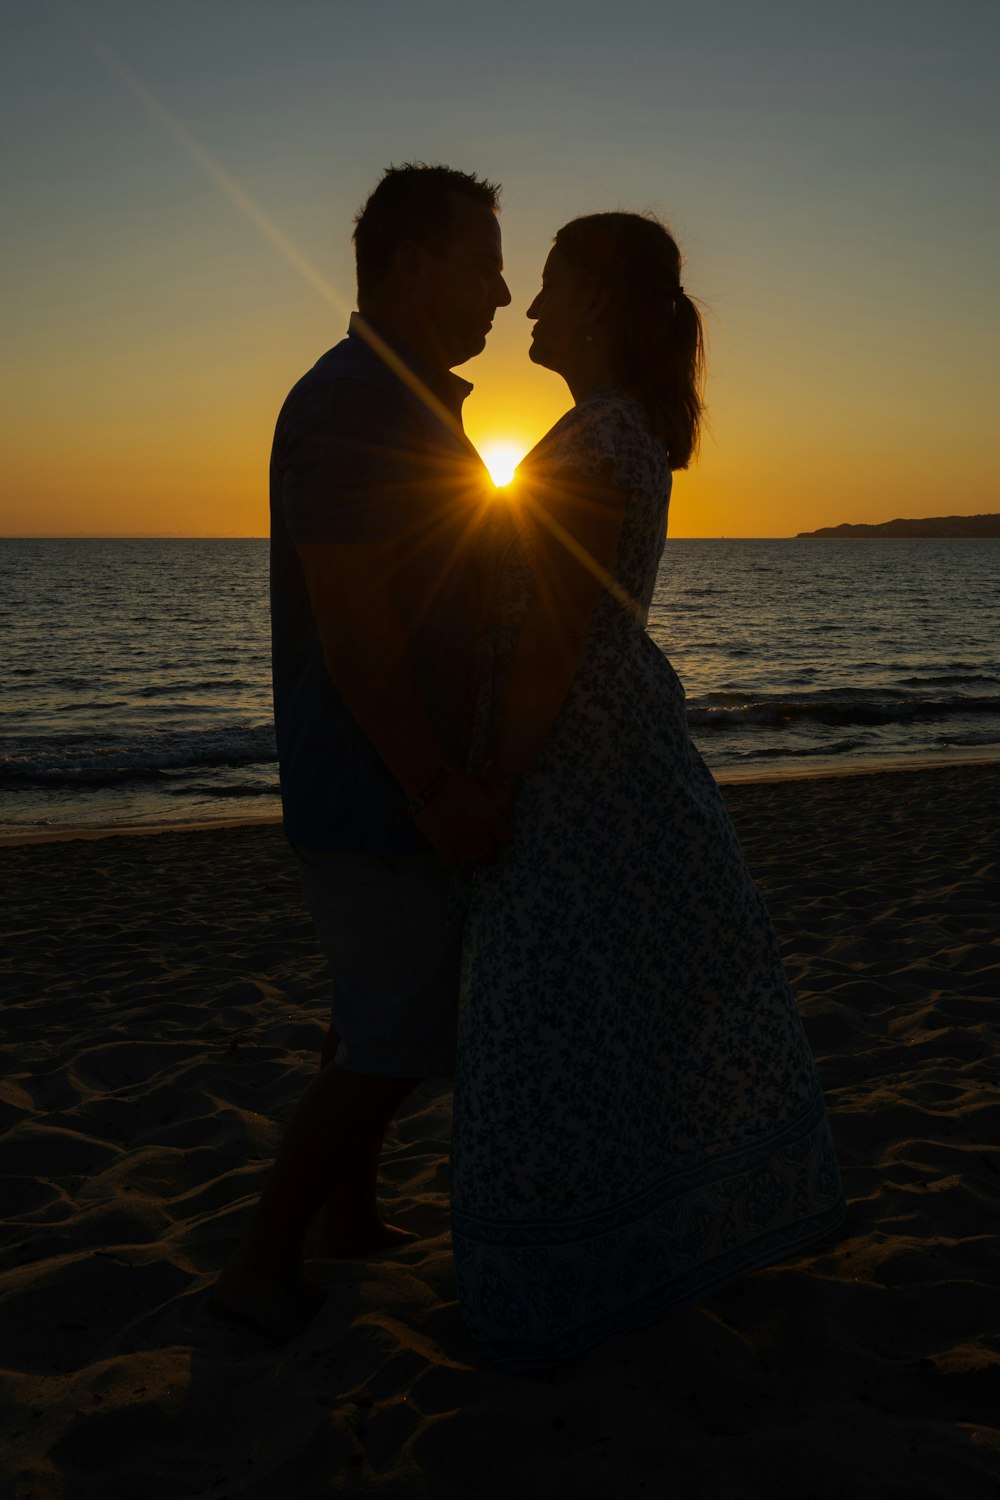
left=1, top=762, right=998, bottom=1499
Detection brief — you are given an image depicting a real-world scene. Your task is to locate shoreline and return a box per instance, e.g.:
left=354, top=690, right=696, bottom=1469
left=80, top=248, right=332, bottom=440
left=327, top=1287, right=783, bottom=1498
left=2, top=748, right=998, bottom=847
left=0, top=810, right=283, bottom=848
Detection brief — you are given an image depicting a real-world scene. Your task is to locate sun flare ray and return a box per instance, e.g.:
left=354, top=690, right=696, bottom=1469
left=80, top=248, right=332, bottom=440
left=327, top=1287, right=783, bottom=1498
left=70, top=22, right=465, bottom=441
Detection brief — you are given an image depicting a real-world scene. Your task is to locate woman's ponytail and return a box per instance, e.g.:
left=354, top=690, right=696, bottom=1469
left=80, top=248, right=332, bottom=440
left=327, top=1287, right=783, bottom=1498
left=554, top=213, right=705, bottom=470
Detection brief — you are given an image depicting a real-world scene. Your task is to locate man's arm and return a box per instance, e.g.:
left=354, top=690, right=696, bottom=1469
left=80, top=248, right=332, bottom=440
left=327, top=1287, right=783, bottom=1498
left=296, top=539, right=508, bottom=864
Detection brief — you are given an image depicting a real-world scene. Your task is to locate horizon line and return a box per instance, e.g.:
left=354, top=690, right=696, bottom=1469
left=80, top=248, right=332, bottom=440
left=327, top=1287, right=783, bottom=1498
left=0, top=532, right=802, bottom=542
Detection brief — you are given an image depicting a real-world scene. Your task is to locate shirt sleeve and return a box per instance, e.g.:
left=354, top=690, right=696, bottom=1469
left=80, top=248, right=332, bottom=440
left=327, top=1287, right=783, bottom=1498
left=278, top=377, right=421, bottom=544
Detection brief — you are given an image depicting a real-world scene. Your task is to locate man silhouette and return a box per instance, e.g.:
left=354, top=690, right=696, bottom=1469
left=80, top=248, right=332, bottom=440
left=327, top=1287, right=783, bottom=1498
left=215, top=164, right=511, bottom=1335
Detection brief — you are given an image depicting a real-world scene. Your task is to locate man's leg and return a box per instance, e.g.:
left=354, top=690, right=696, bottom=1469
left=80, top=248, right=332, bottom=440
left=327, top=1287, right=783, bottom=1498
left=311, top=1020, right=419, bottom=1257
left=293, top=848, right=459, bottom=1261
left=213, top=1061, right=419, bottom=1337
left=212, top=851, right=459, bottom=1336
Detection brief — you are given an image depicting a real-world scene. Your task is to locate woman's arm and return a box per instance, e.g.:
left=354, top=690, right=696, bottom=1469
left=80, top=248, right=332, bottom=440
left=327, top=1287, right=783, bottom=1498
left=491, top=459, right=631, bottom=777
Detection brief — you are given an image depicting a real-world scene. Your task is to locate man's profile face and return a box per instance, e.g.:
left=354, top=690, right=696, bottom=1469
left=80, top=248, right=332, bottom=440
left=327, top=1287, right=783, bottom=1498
left=416, top=197, right=511, bottom=368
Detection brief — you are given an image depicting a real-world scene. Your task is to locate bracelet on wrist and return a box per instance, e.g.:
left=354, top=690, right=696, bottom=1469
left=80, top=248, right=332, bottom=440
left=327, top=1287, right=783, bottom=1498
left=404, top=762, right=455, bottom=818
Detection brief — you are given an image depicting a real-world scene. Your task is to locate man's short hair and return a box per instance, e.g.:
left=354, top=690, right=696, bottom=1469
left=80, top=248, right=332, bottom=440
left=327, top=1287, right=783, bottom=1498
left=353, top=163, right=501, bottom=304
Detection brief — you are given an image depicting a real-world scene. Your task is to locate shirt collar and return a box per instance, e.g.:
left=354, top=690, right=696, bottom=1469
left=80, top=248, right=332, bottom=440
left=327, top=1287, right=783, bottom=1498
left=348, top=311, right=473, bottom=418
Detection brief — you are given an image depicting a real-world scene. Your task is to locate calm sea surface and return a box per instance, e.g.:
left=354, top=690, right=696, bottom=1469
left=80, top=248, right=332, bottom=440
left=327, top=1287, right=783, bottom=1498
left=2, top=537, right=998, bottom=835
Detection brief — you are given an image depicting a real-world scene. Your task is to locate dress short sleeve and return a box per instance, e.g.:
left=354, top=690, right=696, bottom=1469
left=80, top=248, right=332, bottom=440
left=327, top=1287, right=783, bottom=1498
left=278, top=378, right=420, bottom=544
left=540, top=394, right=651, bottom=493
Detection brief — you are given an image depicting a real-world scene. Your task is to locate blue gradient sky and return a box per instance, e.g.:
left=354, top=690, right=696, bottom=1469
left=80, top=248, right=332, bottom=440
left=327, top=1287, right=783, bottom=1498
left=3, top=0, right=998, bottom=535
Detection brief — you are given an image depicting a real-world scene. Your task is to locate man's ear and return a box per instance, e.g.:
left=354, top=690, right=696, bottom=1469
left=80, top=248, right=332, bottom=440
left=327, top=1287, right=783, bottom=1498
left=588, top=284, right=613, bottom=322
left=395, top=240, right=427, bottom=285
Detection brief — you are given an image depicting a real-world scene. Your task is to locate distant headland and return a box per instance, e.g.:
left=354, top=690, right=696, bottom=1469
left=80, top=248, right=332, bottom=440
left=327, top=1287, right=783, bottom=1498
left=796, top=514, right=1000, bottom=538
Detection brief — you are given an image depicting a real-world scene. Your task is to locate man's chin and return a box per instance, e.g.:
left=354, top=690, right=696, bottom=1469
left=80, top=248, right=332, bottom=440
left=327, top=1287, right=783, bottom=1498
left=450, top=332, right=488, bottom=368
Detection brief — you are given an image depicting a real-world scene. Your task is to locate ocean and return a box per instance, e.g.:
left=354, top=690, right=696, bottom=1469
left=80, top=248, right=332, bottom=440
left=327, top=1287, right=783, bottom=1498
left=2, top=537, right=998, bottom=836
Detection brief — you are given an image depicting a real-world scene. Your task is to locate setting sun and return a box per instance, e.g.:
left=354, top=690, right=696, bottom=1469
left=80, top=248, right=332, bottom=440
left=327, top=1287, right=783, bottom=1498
left=480, top=441, right=524, bottom=489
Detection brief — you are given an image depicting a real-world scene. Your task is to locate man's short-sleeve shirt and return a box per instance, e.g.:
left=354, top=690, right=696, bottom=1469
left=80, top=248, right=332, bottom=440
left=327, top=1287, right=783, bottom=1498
left=270, top=315, right=492, bottom=852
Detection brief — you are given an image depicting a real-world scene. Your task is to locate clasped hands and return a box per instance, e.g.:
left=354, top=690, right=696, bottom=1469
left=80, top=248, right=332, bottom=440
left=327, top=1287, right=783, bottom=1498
left=413, top=767, right=518, bottom=867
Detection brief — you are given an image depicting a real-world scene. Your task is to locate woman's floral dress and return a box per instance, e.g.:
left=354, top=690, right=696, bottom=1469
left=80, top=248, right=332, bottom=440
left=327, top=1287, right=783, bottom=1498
left=451, top=392, right=844, bottom=1369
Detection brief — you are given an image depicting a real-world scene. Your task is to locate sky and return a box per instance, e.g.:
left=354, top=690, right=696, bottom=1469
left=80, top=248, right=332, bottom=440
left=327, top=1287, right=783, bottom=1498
left=3, top=0, right=998, bottom=538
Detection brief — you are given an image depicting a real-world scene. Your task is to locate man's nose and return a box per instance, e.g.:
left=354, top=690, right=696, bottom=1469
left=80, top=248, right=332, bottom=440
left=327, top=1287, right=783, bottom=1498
left=495, top=275, right=512, bottom=308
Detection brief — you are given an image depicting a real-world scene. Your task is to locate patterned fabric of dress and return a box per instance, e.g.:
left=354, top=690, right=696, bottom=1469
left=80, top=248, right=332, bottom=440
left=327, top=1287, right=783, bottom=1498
left=451, top=391, right=845, bottom=1369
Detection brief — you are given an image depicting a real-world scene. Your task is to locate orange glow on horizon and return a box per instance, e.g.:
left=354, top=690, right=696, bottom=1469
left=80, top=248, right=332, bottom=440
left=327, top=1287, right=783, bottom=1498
left=4, top=7, right=995, bottom=542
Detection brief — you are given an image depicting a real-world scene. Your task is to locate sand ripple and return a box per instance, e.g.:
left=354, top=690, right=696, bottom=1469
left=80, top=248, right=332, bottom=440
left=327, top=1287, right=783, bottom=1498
left=1, top=767, right=998, bottom=1497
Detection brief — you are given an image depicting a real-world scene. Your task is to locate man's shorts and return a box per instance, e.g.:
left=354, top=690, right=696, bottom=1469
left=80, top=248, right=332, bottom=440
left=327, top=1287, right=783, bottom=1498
left=293, top=847, right=463, bottom=1078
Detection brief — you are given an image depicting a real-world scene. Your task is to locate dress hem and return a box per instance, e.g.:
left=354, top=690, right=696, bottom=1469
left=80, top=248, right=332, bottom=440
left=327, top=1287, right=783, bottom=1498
left=471, top=1197, right=847, bottom=1372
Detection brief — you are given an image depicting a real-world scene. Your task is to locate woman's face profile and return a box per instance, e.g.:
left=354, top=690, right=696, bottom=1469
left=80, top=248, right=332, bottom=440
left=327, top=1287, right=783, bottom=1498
left=526, top=247, right=595, bottom=374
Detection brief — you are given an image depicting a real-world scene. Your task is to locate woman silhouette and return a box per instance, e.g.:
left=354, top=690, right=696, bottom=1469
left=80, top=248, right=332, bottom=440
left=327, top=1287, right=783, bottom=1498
left=452, top=212, right=845, bottom=1368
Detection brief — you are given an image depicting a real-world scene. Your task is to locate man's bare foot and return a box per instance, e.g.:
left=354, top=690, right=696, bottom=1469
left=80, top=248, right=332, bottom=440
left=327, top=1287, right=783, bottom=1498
left=313, top=1216, right=419, bottom=1260
left=211, top=1258, right=325, bottom=1343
